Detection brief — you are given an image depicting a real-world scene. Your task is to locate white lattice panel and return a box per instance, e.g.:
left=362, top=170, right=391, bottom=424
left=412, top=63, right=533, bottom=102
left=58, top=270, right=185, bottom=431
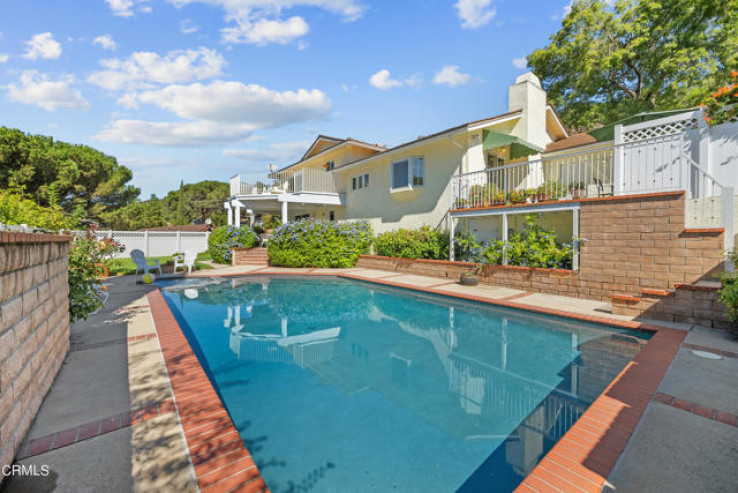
left=623, top=117, right=698, bottom=143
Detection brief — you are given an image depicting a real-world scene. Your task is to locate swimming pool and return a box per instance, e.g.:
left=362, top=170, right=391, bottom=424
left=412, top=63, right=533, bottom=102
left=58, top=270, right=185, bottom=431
left=159, top=276, right=650, bottom=492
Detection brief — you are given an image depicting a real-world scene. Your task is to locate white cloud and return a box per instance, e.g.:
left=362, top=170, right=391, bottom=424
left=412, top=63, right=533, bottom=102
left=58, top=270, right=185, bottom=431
left=93, top=34, right=117, bottom=51
left=95, top=120, right=256, bottom=146
left=128, top=81, right=331, bottom=126
left=223, top=16, right=309, bottom=45
left=180, top=18, right=199, bottom=34
left=6, top=70, right=90, bottom=111
left=105, top=0, right=151, bottom=17
left=22, top=32, right=62, bottom=60
left=167, top=0, right=366, bottom=45
left=222, top=140, right=310, bottom=162
left=369, top=69, right=402, bottom=90
left=433, top=65, right=471, bottom=87
left=98, top=80, right=331, bottom=147
left=0, top=54, right=8, bottom=63
left=454, top=0, right=496, bottom=29
left=512, top=57, right=527, bottom=69
left=87, top=47, right=225, bottom=91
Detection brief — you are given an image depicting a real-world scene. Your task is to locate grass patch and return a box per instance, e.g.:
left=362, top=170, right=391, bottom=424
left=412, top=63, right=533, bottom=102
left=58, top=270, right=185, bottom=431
left=106, top=253, right=214, bottom=276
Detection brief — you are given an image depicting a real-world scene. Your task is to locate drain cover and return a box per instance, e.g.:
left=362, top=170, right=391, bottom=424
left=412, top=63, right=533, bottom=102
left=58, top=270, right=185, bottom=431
left=691, top=349, right=723, bottom=360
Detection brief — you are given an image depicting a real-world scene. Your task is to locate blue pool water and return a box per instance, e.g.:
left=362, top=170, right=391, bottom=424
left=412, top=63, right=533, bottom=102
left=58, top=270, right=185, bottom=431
left=159, top=276, right=650, bottom=492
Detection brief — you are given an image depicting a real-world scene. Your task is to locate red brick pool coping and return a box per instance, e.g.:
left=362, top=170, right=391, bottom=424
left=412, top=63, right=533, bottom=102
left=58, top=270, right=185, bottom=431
left=147, top=290, right=268, bottom=493
left=157, top=269, right=688, bottom=493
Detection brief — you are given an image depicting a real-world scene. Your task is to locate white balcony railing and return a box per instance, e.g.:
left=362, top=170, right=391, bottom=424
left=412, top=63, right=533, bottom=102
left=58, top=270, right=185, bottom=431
left=230, top=168, right=338, bottom=197
left=451, top=134, right=687, bottom=210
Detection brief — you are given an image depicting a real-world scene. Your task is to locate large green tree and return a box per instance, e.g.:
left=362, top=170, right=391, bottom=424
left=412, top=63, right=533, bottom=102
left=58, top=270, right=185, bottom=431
left=99, top=180, right=229, bottom=230
left=527, top=0, right=738, bottom=131
left=0, top=127, right=139, bottom=220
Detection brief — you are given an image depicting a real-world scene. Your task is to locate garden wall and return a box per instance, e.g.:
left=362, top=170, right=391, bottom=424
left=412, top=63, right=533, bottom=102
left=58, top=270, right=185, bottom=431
left=0, top=232, right=72, bottom=478
left=357, top=192, right=730, bottom=328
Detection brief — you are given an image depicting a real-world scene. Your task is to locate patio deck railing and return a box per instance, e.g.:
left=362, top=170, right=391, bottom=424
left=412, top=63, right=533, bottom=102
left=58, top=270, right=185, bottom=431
left=230, top=168, right=338, bottom=196
left=451, top=134, right=689, bottom=210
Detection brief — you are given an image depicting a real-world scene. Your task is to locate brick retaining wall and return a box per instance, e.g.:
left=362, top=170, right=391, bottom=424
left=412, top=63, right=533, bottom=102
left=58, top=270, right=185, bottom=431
left=0, top=233, right=72, bottom=479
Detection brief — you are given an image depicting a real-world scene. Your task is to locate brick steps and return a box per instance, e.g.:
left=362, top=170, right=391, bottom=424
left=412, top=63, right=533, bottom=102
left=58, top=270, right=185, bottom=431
left=232, top=248, right=269, bottom=266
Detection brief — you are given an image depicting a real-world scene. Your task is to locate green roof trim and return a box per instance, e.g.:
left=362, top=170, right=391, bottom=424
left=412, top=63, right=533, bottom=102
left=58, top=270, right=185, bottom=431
left=587, top=109, right=694, bottom=142
left=482, top=130, right=543, bottom=159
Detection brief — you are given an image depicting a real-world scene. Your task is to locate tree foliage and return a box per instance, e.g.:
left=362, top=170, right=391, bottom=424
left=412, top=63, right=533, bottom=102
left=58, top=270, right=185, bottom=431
left=0, top=127, right=139, bottom=221
left=0, top=189, right=74, bottom=231
left=99, top=180, right=229, bottom=230
left=527, top=0, right=738, bottom=131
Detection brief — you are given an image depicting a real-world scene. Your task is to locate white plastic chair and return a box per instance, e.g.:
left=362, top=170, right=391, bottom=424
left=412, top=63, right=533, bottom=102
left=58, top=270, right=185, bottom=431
left=173, top=250, right=197, bottom=274
left=130, top=249, right=162, bottom=279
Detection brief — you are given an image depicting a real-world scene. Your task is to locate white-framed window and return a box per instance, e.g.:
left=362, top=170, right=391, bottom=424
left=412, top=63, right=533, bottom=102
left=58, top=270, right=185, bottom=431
left=353, top=173, right=370, bottom=190
left=391, top=157, right=424, bottom=190
left=325, top=161, right=335, bottom=171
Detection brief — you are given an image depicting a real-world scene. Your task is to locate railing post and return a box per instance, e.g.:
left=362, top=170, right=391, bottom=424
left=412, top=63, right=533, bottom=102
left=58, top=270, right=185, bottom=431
left=144, top=231, right=150, bottom=257
left=502, top=212, right=508, bottom=265
left=680, top=135, right=691, bottom=198
left=723, top=186, right=734, bottom=271
left=572, top=208, right=580, bottom=271
left=449, top=215, right=455, bottom=262
left=614, top=125, right=625, bottom=195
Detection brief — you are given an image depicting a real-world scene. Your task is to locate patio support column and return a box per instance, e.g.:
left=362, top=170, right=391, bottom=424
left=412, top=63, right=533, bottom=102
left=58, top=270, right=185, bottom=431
left=224, top=202, right=233, bottom=226
left=281, top=200, right=289, bottom=224
left=614, top=124, right=625, bottom=195
left=572, top=208, right=580, bottom=271
left=502, top=212, right=509, bottom=265
left=233, top=201, right=241, bottom=227
left=449, top=215, right=456, bottom=261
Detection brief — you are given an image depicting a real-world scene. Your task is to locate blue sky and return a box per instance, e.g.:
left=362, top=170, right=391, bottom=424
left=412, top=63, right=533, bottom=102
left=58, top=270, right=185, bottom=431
left=0, top=0, right=575, bottom=198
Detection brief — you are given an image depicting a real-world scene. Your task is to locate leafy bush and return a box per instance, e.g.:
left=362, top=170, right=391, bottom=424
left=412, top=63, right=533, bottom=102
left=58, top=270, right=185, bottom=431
left=718, top=249, right=738, bottom=332
left=208, top=225, right=258, bottom=264
left=702, top=70, right=738, bottom=126
left=481, top=215, right=574, bottom=269
left=68, top=233, right=123, bottom=322
left=0, top=189, right=73, bottom=231
left=374, top=226, right=450, bottom=260
left=268, top=219, right=372, bottom=268
left=454, top=232, right=482, bottom=262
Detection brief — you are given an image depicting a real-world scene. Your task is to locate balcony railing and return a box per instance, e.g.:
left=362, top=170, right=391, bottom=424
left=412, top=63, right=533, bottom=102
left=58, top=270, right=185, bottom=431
left=451, top=134, right=687, bottom=210
left=230, top=168, right=338, bottom=197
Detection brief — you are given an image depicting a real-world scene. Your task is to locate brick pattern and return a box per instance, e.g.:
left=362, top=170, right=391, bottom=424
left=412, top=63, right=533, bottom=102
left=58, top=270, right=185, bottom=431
left=579, top=192, right=724, bottom=300
left=0, top=236, right=72, bottom=479
left=147, top=290, right=268, bottom=493
left=16, top=399, right=176, bottom=459
left=654, top=392, right=738, bottom=427
left=232, top=248, right=269, bottom=266
left=516, top=328, right=686, bottom=493
left=612, top=285, right=730, bottom=329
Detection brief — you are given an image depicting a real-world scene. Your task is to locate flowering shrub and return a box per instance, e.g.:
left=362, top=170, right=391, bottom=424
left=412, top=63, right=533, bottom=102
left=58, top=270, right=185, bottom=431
left=481, top=215, right=574, bottom=269
left=374, top=226, right=450, bottom=260
left=68, top=232, right=122, bottom=322
left=208, top=225, right=258, bottom=264
left=268, top=219, right=372, bottom=268
left=702, top=70, right=738, bottom=126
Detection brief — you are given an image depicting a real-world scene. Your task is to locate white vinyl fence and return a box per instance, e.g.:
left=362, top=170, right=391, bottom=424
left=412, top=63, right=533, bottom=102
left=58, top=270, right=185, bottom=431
left=93, top=230, right=210, bottom=258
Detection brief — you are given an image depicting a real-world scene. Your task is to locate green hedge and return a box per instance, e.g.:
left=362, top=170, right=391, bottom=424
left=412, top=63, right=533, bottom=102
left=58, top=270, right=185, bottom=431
left=374, top=226, right=450, bottom=260
left=208, top=225, right=258, bottom=264
left=268, top=219, right=372, bottom=268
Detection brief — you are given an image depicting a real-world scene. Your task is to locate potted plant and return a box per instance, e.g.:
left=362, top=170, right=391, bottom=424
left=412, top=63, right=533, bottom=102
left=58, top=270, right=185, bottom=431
left=570, top=181, right=586, bottom=199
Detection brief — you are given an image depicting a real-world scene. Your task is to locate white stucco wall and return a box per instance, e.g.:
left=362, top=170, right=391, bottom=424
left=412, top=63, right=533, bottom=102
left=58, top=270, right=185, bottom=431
left=339, top=138, right=465, bottom=233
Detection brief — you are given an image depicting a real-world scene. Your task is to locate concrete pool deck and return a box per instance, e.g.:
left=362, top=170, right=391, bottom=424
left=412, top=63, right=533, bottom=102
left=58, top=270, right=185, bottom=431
left=4, top=267, right=737, bottom=492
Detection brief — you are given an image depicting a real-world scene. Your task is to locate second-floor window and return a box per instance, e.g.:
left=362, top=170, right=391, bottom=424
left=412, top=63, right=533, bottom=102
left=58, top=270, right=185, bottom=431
left=325, top=161, right=335, bottom=171
left=391, top=157, right=424, bottom=190
left=352, top=173, right=370, bottom=190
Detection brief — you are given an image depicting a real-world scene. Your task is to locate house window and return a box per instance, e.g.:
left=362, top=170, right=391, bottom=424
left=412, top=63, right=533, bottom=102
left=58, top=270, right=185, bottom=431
left=353, top=173, right=370, bottom=191
left=364, top=173, right=369, bottom=187
left=358, top=175, right=363, bottom=189
left=329, top=210, right=335, bottom=221
left=391, top=157, right=424, bottom=190
left=352, top=177, right=357, bottom=190
left=325, top=161, right=335, bottom=171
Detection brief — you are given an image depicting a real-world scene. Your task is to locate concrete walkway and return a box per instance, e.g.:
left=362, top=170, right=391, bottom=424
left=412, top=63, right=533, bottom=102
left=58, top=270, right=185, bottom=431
left=4, top=266, right=737, bottom=492
left=2, top=277, right=197, bottom=493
